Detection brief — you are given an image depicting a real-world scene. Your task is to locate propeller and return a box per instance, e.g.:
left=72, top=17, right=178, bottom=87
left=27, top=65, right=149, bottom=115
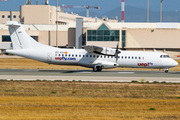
left=115, top=43, right=121, bottom=63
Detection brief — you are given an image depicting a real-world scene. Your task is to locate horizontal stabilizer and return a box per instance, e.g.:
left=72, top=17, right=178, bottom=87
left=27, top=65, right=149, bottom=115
left=6, top=21, right=21, bottom=26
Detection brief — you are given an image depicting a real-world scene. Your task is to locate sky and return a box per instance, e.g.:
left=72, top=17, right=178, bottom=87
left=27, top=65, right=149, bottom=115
left=0, top=0, right=180, bottom=13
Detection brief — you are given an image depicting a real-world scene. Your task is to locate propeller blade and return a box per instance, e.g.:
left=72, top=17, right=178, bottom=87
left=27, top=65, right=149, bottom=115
left=115, top=43, right=119, bottom=63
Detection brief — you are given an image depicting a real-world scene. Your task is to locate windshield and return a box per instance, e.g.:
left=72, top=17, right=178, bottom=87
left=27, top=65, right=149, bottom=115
left=160, top=55, right=170, bottom=58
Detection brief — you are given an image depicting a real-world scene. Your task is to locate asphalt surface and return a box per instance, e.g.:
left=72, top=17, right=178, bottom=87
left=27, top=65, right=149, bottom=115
left=0, top=69, right=180, bottom=83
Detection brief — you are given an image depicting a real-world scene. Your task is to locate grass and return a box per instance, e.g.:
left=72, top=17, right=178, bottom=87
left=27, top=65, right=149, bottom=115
left=0, top=58, right=180, bottom=71
left=0, top=81, right=179, bottom=119
left=0, top=96, right=179, bottom=120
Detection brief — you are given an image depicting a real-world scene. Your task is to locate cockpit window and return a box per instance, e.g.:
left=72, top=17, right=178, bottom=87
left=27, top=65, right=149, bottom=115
left=166, top=55, right=170, bottom=58
left=160, top=55, right=170, bottom=58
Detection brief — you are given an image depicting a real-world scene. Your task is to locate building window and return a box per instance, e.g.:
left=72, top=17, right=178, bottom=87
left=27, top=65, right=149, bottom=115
left=87, top=30, right=119, bottom=41
left=8, top=15, right=10, bottom=18
left=122, top=30, right=126, bottom=48
left=87, top=23, right=119, bottom=41
left=13, top=15, right=16, bottom=18
left=2, top=35, right=11, bottom=42
left=31, top=36, right=38, bottom=42
left=2, top=15, right=5, bottom=18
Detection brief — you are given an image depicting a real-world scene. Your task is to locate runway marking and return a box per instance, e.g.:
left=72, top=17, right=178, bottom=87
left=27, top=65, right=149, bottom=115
left=118, top=72, right=135, bottom=74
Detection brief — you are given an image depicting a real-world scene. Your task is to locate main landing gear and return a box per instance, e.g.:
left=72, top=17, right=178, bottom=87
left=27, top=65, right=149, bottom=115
left=93, top=65, right=102, bottom=72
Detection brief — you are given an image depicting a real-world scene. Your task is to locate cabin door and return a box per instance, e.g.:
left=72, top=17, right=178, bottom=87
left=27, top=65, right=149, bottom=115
left=47, top=53, right=52, bottom=62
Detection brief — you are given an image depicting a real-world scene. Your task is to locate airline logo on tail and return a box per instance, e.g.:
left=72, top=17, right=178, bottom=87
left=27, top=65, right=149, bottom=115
left=137, top=62, right=153, bottom=67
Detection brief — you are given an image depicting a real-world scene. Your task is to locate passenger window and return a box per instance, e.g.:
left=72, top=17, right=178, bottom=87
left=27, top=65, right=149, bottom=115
left=65, top=54, right=67, bottom=57
left=79, top=55, right=81, bottom=57
left=111, top=56, right=113, bottom=58
left=93, top=55, right=95, bottom=58
left=135, top=57, right=137, bottom=59
left=121, top=56, right=123, bottom=59
left=101, top=56, right=103, bottom=58
left=108, top=56, right=109, bottom=58
left=128, top=56, right=130, bottom=59
left=62, top=54, right=64, bottom=57
left=59, top=54, right=61, bottom=56
left=125, top=56, right=127, bottom=59
left=83, top=55, right=85, bottom=57
left=86, top=55, right=88, bottom=57
left=75, top=55, right=77, bottom=57
left=139, top=57, right=141, bottom=59
left=69, top=54, right=71, bottom=57
left=132, top=57, right=134, bottom=59
left=90, top=55, right=92, bottom=57
left=72, top=54, right=74, bottom=57
left=118, top=56, right=120, bottom=58
left=97, top=55, right=99, bottom=58
left=104, top=56, right=106, bottom=58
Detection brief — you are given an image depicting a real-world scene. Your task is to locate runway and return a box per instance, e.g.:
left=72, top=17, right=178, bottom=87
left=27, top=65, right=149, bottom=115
left=0, top=69, right=180, bottom=83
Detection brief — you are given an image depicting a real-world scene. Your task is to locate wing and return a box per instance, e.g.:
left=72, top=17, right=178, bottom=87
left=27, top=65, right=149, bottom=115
left=83, top=45, right=120, bottom=56
left=83, top=45, right=103, bottom=53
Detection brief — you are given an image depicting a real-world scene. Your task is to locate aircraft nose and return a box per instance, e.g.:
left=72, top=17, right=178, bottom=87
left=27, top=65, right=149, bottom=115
left=174, top=60, right=178, bottom=66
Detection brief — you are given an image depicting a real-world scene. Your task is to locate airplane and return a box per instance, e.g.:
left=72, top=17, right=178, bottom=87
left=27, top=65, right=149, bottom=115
left=0, top=21, right=178, bottom=73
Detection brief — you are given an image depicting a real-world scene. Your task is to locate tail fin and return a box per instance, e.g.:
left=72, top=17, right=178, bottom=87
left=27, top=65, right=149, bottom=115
left=7, top=21, right=44, bottom=49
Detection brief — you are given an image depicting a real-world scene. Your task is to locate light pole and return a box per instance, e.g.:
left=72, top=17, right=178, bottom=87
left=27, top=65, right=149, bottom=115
left=147, top=0, right=149, bottom=23
left=56, top=0, right=58, bottom=47
left=160, top=0, right=163, bottom=22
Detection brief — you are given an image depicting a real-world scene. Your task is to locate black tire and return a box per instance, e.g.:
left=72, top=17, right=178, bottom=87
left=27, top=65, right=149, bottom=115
left=165, top=70, right=168, bottom=73
left=97, top=66, right=102, bottom=72
left=93, top=65, right=102, bottom=72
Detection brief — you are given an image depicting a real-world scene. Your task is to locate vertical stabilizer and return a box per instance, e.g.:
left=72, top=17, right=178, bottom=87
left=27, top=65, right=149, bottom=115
left=7, top=21, right=44, bottom=49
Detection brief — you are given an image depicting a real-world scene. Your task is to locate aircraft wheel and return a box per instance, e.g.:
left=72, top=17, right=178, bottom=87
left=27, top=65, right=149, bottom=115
left=97, top=66, right=102, bottom=72
left=93, top=65, right=102, bottom=72
left=164, top=68, right=169, bottom=73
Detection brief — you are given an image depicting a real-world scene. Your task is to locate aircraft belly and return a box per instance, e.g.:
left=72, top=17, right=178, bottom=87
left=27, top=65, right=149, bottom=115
left=78, top=60, right=93, bottom=68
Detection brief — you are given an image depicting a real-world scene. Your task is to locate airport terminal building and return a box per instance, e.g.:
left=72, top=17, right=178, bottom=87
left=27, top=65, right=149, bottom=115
left=0, top=4, right=180, bottom=57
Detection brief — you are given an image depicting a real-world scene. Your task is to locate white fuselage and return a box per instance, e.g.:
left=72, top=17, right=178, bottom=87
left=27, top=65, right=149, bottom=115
left=5, top=21, right=178, bottom=72
left=6, top=46, right=178, bottom=70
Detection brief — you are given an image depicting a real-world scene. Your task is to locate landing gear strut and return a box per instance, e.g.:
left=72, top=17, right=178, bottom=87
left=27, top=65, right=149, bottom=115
left=93, top=65, right=102, bottom=72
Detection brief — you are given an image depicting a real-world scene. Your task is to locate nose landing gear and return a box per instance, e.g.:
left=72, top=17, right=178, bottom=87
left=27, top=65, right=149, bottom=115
left=164, top=68, right=169, bottom=73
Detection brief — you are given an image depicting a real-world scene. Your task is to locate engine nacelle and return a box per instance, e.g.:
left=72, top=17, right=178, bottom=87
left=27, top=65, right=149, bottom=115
left=101, top=47, right=121, bottom=56
left=97, top=62, right=119, bottom=69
